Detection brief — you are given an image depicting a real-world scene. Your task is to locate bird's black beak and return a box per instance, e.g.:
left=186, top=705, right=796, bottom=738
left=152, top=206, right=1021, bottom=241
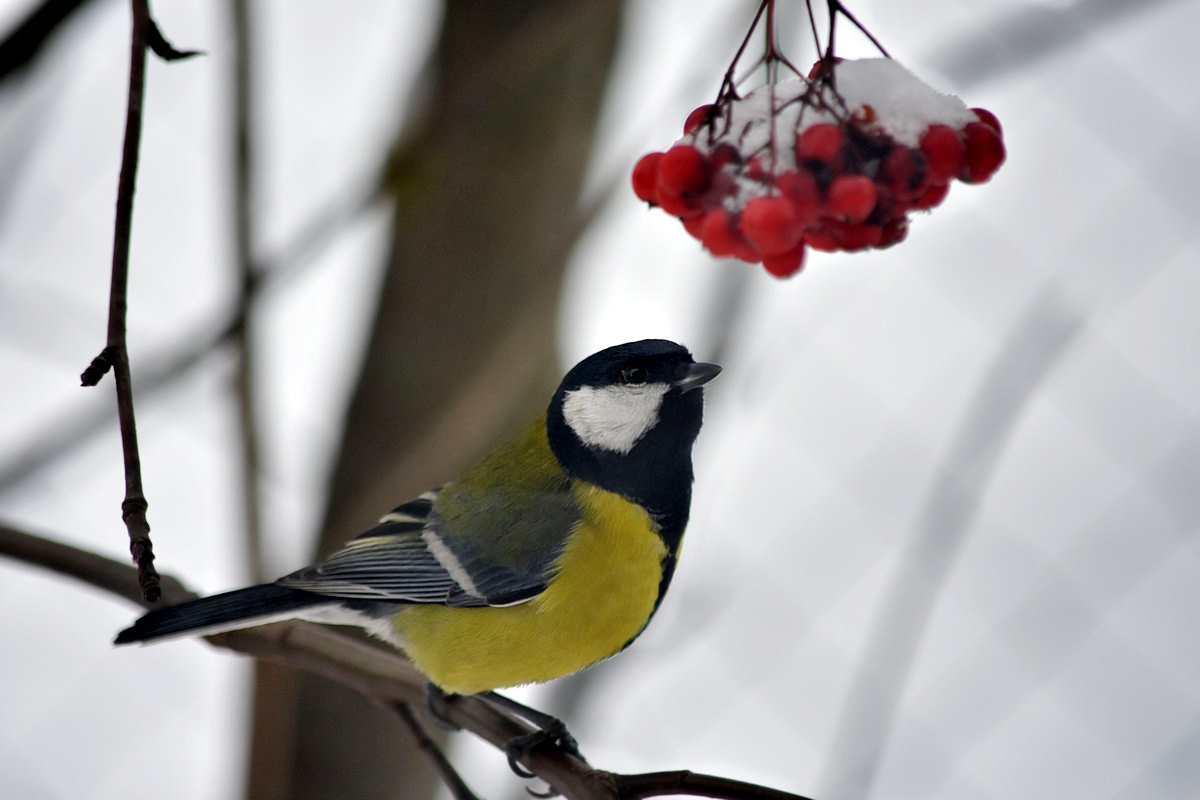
left=677, top=361, right=721, bottom=392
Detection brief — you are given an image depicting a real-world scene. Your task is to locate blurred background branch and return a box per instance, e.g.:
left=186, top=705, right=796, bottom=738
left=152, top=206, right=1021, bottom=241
left=0, top=0, right=93, bottom=80
left=819, top=288, right=1083, bottom=799
left=257, top=3, right=624, bottom=799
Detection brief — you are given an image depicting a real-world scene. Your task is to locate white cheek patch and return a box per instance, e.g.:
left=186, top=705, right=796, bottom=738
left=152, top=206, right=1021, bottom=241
left=562, top=383, right=669, bottom=454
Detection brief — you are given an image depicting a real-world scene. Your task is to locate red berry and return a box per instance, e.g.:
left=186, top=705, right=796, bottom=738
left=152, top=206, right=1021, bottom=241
left=632, top=152, right=663, bottom=203
left=657, top=144, right=710, bottom=196
left=796, top=123, right=843, bottom=163
left=681, top=215, right=706, bottom=240
left=774, top=169, right=820, bottom=228
left=708, top=143, right=741, bottom=171
left=655, top=189, right=703, bottom=219
left=739, top=195, right=804, bottom=256
left=850, top=104, right=877, bottom=125
left=684, top=104, right=715, bottom=135
left=879, top=217, right=909, bottom=248
left=826, top=220, right=882, bottom=251
left=911, top=181, right=950, bottom=210
left=762, top=242, right=807, bottom=278
left=825, top=174, right=877, bottom=223
left=867, top=184, right=898, bottom=223
left=881, top=146, right=929, bottom=200
left=807, top=56, right=843, bottom=80
left=745, top=156, right=772, bottom=181
left=732, top=240, right=761, bottom=264
left=919, top=124, right=966, bottom=185
left=971, top=107, right=1002, bottom=135
left=806, top=231, right=838, bottom=252
left=961, top=122, right=1005, bottom=183
left=700, top=209, right=743, bottom=257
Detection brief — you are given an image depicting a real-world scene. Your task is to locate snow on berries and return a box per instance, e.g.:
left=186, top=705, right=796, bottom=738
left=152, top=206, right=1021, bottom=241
left=632, top=57, right=1006, bottom=278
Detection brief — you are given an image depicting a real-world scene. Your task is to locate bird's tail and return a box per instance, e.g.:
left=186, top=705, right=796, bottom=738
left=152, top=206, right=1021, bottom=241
left=114, top=584, right=329, bottom=645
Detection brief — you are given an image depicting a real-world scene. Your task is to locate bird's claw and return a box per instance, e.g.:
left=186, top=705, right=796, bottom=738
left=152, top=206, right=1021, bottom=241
left=424, top=683, right=462, bottom=731
left=504, top=717, right=584, bottom=779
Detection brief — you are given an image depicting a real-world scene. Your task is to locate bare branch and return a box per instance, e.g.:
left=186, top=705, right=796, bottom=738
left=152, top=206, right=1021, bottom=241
left=82, top=0, right=159, bottom=601
left=0, top=0, right=94, bottom=80
left=391, top=702, right=482, bottom=800
left=616, top=771, right=815, bottom=800
left=228, top=0, right=265, bottom=583
left=146, top=18, right=201, bottom=61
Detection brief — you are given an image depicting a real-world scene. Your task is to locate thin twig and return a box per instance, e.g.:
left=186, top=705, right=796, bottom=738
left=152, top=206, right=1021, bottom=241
left=82, top=0, right=160, bottom=601
left=228, top=0, right=265, bottom=582
left=829, top=1, right=889, bottom=58
left=824, top=0, right=837, bottom=71
left=615, top=771, right=816, bottom=800
left=392, top=702, right=482, bottom=800
left=146, top=18, right=202, bottom=61
left=0, top=0, right=93, bottom=80
left=804, top=0, right=822, bottom=63
left=715, top=0, right=770, bottom=105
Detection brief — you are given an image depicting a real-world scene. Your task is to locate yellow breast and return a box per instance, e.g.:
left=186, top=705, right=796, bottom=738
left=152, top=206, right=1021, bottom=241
left=392, top=484, right=667, bottom=695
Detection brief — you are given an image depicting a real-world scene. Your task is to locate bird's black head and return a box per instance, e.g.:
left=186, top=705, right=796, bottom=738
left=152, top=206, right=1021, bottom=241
left=546, top=339, right=720, bottom=541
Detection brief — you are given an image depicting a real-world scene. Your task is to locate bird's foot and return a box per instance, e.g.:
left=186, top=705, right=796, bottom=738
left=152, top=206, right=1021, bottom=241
left=425, top=683, right=462, bottom=731
left=479, top=691, right=588, bottom=779
left=503, top=716, right=583, bottom=779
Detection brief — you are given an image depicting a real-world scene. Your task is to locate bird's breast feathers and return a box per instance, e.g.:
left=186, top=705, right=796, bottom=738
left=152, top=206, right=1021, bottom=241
left=393, top=482, right=669, bottom=694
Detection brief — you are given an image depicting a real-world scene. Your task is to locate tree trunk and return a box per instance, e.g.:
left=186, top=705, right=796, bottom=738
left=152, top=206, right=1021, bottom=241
left=244, top=3, right=622, bottom=798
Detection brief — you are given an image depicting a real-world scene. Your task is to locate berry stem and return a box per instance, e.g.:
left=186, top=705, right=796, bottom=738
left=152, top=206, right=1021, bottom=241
left=829, top=0, right=891, bottom=58
left=718, top=0, right=771, bottom=107
left=766, top=0, right=779, bottom=175
left=761, top=0, right=805, bottom=79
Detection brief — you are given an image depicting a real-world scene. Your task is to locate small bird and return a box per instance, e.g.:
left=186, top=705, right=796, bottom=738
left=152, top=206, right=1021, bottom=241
left=116, top=340, right=719, bottom=705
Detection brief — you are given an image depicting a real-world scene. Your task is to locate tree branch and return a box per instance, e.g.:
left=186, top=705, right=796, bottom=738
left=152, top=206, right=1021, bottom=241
left=391, top=701, right=482, bottom=800
left=0, top=523, right=814, bottom=800
left=227, top=0, right=265, bottom=583
left=616, top=771, right=815, bottom=800
left=78, top=0, right=159, bottom=601
left=0, top=0, right=95, bottom=81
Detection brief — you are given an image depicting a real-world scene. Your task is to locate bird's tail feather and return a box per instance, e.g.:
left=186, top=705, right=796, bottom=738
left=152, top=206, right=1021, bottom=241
left=114, top=584, right=328, bottom=644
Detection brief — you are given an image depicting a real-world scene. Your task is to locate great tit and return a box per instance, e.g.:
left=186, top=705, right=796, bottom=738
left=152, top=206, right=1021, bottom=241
left=116, top=339, right=720, bottom=697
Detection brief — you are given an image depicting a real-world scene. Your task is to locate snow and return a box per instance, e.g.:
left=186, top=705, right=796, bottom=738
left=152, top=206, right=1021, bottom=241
left=833, top=58, right=977, bottom=144
left=675, top=57, right=981, bottom=215
left=685, top=57, right=976, bottom=163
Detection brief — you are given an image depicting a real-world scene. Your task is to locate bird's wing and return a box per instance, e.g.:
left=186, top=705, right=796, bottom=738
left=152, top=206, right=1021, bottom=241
left=277, top=484, right=579, bottom=608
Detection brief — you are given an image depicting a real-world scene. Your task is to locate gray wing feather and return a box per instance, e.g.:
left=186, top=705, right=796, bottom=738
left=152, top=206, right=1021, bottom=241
left=275, top=487, right=550, bottom=608
left=277, top=531, right=486, bottom=605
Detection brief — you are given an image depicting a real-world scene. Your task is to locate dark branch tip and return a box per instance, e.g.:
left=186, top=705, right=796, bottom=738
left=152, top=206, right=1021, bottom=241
left=136, top=552, right=161, bottom=603
left=140, top=581, right=162, bottom=603
left=80, top=346, right=119, bottom=386
left=147, top=19, right=204, bottom=62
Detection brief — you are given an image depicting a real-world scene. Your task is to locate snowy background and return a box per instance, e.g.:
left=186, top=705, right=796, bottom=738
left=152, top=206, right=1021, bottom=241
left=1, top=1, right=1198, bottom=798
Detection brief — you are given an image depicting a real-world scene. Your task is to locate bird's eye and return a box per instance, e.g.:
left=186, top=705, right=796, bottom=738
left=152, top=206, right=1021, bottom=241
left=621, top=366, right=648, bottom=386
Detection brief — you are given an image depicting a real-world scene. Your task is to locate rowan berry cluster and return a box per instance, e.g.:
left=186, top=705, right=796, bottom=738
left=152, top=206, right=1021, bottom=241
left=632, top=58, right=1005, bottom=278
